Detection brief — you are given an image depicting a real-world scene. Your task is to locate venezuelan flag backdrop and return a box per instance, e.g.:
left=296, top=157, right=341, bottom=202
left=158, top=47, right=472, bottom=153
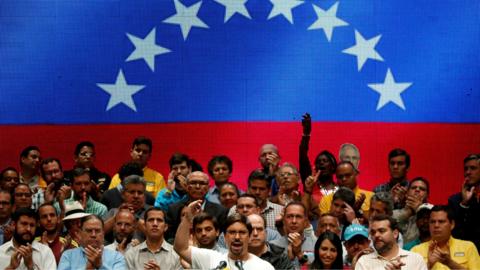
left=1, top=0, right=479, bottom=203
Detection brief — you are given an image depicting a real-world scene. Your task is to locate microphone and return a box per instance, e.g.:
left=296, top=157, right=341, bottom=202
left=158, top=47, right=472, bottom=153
left=213, top=260, right=227, bottom=270
left=235, top=260, right=244, bottom=270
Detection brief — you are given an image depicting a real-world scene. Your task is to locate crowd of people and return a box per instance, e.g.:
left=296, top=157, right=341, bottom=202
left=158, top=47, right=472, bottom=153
left=0, top=114, right=479, bottom=269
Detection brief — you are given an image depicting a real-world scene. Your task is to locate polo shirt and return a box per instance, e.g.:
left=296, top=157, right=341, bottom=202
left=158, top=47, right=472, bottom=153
left=411, top=237, right=480, bottom=270
left=108, top=166, right=165, bottom=197
left=356, top=247, right=426, bottom=270
left=319, top=186, right=373, bottom=214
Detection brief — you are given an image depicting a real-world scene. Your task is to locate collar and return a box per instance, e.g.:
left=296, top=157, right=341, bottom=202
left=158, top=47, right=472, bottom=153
left=374, top=248, right=409, bottom=262
left=5, top=240, right=41, bottom=252
left=263, top=201, right=275, bottom=212
left=139, top=240, right=171, bottom=253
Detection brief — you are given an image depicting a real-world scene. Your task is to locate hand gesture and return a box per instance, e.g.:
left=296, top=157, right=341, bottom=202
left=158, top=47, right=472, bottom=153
left=80, top=192, right=88, bottom=210
left=17, top=244, right=34, bottom=269
left=391, top=184, right=407, bottom=205
left=45, top=182, right=56, bottom=203
left=428, top=241, right=441, bottom=267
left=352, top=247, right=374, bottom=268
left=167, top=171, right=176, bottom=191
left=3, top=223, right=14, bottom=242
left=386, top=257, right=406, bottom=270
left=304, top=171, right=320, bottom=194
left=40, top=231, right=49, bottom=245
left=287, top=232, right=303, bottom=256
left=116, top=237, right=128, bottom=254
left=177, top=174, right=188, bottom=190
left=354, top=193, right=366, bottom=211
left=85, top=245, right=103, bottom=269
left=7, top=250, right=22, bottom=270
left=131, top=239, right=140, bottom=247
left=118, top=203, right=135, bottom=215
left=461, top=179, right=475, bottom=205
left=144, top=259, right=161, bottom=270
left=302, top=113, right=312, bottom=136
left=405, top=194, right=422, bottom=212
left=344, top=203, right=356, bottom=223
left=186, top=200, right=203, bottom=220
left=267, top=153, right=280, bottom=175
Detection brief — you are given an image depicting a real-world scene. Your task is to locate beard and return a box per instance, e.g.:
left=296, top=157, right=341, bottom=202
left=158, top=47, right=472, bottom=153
left=114, top=232, right=133, bottom=245
left=374, top=240, right=393, bottom=255
left=13, top=231, right=34, bottom=246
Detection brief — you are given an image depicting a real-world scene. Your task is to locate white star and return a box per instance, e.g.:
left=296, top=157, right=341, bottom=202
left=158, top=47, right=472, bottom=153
left=163, top=0, right=209, bottom=40
left=126, top=28, right=171, bottom=72
left=97, top=70, right=145, bottom=112
left=342, top=30, right=384, bottom=71
left=267, top=0, right=304, bottom=24
left=368, top=69, right=412, bottom=111
left=308, top=2, right=348, bottom=42
left=214, top=0, right=251, bottom=23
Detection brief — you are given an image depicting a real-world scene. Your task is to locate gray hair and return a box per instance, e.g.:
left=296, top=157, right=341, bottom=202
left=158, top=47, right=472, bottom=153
left=122, top=174, right=146, bottom=188
left=371, top=192, right=394, bottom=216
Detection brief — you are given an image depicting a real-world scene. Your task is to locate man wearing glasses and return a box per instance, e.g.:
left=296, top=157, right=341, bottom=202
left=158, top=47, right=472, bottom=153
left=64, top=141, right=111, bottom=198
left=165, top=171, right=227, bottom=244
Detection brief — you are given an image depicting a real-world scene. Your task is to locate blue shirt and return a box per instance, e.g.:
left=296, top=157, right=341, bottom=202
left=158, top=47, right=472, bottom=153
left=154, top=188, right=187, bottom=211
left=58, top=247, right=126, bottom=270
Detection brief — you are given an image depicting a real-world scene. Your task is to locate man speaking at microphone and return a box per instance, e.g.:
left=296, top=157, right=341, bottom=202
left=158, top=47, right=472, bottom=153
left=175, top=200, right=274, bottom=270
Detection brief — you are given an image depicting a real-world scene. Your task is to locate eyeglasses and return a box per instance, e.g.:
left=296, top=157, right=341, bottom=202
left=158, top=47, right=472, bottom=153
left=79, top=152, right=95, bottom=158
left=279, top=172, right=295, bottom=177
left=188, top=181, right=208, bottom=187
left=226, top=230, right=248, bottom=237
left=3, top=177, right=19, bottom=182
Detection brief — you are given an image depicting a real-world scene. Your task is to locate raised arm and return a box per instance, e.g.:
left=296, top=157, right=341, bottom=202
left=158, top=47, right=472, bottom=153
left=299, top=113, right=313, bottom=184
left=173, top=200, right=202, bottom=265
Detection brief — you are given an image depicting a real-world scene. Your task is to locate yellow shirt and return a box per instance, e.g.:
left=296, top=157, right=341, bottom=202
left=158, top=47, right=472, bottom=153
left=318, top=186, right=373, bottom=215
left=411, top=237, right=480, bottom=270
left=108, top=166, right=165, bottom=197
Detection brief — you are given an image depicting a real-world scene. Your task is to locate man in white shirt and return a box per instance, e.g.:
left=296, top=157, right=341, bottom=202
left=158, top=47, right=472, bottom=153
left=356, top=214, right=426, bottom=270
left=105, top=210, right=136, bottom=254
left=175, top=200, right=274, bottom=270
left=0, top=208, right=56, bottom=270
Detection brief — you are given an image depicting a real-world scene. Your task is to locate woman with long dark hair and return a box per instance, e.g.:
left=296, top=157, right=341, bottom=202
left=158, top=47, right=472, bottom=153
left=310, top=231, right=344, bottom=270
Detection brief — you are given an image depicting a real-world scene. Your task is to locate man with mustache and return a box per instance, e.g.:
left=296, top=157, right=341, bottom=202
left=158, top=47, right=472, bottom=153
left=0, top=208, right=56, bottom=270
left=58, top=215, right=126, bottom=269
left=165, top=171, right=227, bottom=244
left=412, top=205, right=480, bottom=269
left=356, top=214, right=426, bottom=270
left=103, top=175, right=150, bottom=243
left=271, top=201, right=317, bottom=267
left=36, top=203, right=75, bottom=264
left=175, top=201, right=274, bottom=270
left=105, top=210, right=136, bottom=254
left=247, top=214, right=294, bottom=269
left=54, top=167, right=107, bottom=218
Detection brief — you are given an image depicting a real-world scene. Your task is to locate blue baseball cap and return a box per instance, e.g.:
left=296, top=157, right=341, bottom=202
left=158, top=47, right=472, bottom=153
left=343, top=224, right=369, bottom=241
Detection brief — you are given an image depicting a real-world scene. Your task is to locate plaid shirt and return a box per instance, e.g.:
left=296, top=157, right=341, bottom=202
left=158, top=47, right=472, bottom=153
left=54, top=194, right=107, bottom=219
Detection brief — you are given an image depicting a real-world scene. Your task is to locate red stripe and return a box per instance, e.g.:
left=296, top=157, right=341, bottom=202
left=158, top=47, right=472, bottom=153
left=1, top=122, right=479, bottom=204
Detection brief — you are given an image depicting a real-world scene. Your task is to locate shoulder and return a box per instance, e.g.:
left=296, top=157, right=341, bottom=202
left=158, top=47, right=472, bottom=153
left=192, top=246, right=222, bottom=258
left=103, top=248, right=124, bottom=258
left=448, top=192, right=462, bottom=203
left=451, top=237, right=478, bottom=249
left=144, top=167, right=163, bottom=177
left=248, top=253, right=275, bottom=269
left=411, top=241, right=430, bottom=254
